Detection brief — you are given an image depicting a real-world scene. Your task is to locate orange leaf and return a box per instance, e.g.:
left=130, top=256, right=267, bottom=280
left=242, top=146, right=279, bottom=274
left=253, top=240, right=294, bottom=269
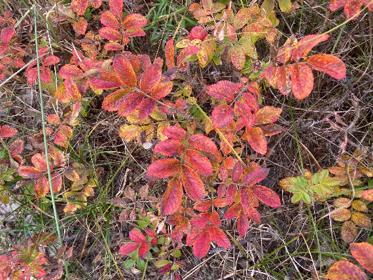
left=102, top=88, right=132, bottom=112
left=255, top=106, right=282, bottom=125
left=165, top=39, right=175, bottom=70
left=99, top=27, right=121, bottom=41
left=35, top=176, right=49, bottom=198
left=139, top=64, right=161, bottom=93
left=72, top=17, right=88, bottom=36
left=289, top=63, right=314, bottom=100
left=161, top=178, right=183, bottom=215
left=100, top=11, right=120, bottom=29
left=54, top=125, right=73, bottom=148
left=147, top=158, right=180, bottom=178
left=307, top=54, right=346, bottom=80
left=113, top=54, right=137, bottom=87
left=244, top=127, right=267, bottom=154
left=350, top=242, right=373, bottom=273
left=331, top=208, right=351, bottom=222
left=326, top=260, right=367, bottom=280
left=292, top=34, right=330, bottom=61
left=361, top=189, right=373, bottom=202
left=0, top=125, right=17, bottom=138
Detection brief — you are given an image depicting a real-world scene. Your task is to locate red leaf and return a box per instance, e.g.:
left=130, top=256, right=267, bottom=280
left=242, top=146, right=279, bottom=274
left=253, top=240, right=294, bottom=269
left=109, top=0, right=123, bottom=19
left=51, top=173, right=62, bottom=193
left=329, top=0, right=346, bottom=11
left=326, top=260, right=367, bottom=280
left=161, top=178, right=183, bottom=215
left=237, top=212, right=249, bottom=237
left=119, top=242, right=138, bottom=256
left=188, top=26, right=208, bottom=40
left=244, top=167, right=269, bottom=186
left=192, top=230, right=211, bottom=258
left=138, top=242, right=150, bottom=258
left=54, top=125, right=73, bottom=148
left=210, top=227, right=230, bottom=248
left=289, top=63, right=314, bottom=100
left=0, top=27, right=15, bottom=44
left=99, top=27, right=121, bottom=41
left=100, top=11, right=120, bottom=29
left=344, top=0, right=363, bottom=18
left=206, top=80, right=242, bottom=102
left=90, top=71, right=122, bottom=89
left=181, top=166, right=206, bottom=201
left=0, top=125, right=17, bottom=138
left=31, top=153, right=48, bottom=172
left=211, top=105, right=234, bottom=128
left=224, top=204, right=241, bottom=219
left=18, top=166, right=41, bottom=179
left=253, top=185, right=281, bottom=208
left=147, top=158, right=180, bottom=178
left=122, top=14, right=147, bottom=33
left=165, top=39, right=175, bottom=69
left=9, top=139, right=24, bottom=159
left=139, top=64, right=162, bottom=93
left=350, top=242, right=373, bottom=273
left=113, top=54, right=137, bottom=87
left=292, top=34, right=330, bottom=61
left=59, top=65, right=83, bottom=79
left=307, top=54, right=346, bottom=80
left=117, top=93, right=143, bottom=117
left=244, top=127, right=267, bottom=155
left=188, top=134, right=220, bottom=158
left=163, top=126, right=186, bottom=140
left=129, top=228, right=146, bottom=242
left=184, top=149, right=213, bottom=176
left=71, top=0, right=89, bottom=16
left=154, top=139, right=183, bottom=156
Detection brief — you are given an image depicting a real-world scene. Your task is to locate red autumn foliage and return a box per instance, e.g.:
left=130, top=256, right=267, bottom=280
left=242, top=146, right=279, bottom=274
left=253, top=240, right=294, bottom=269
left=186, top=211, right=231, bottom=258
left=119, top=228, right=157, bottom=259
left=96, top=53, right=173, bottom=119
left=18, top=148, right=65, bottom=198
left=25, top=47, right=60, bottom=85
left=329, top=0, right=373, bottom=19
left=262, top=34, right=346, bottom=100
left=98, top=0, right=147, bottom=51
left=148, top=125, right=221, bottom=215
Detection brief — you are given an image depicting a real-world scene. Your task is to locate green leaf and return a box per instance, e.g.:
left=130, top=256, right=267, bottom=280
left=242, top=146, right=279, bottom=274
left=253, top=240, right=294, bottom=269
left=280, top=169, right=343, bottom=204
left=123, top=259, right=135, bottom=270
left=278, top=0, right=292, bottom=13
